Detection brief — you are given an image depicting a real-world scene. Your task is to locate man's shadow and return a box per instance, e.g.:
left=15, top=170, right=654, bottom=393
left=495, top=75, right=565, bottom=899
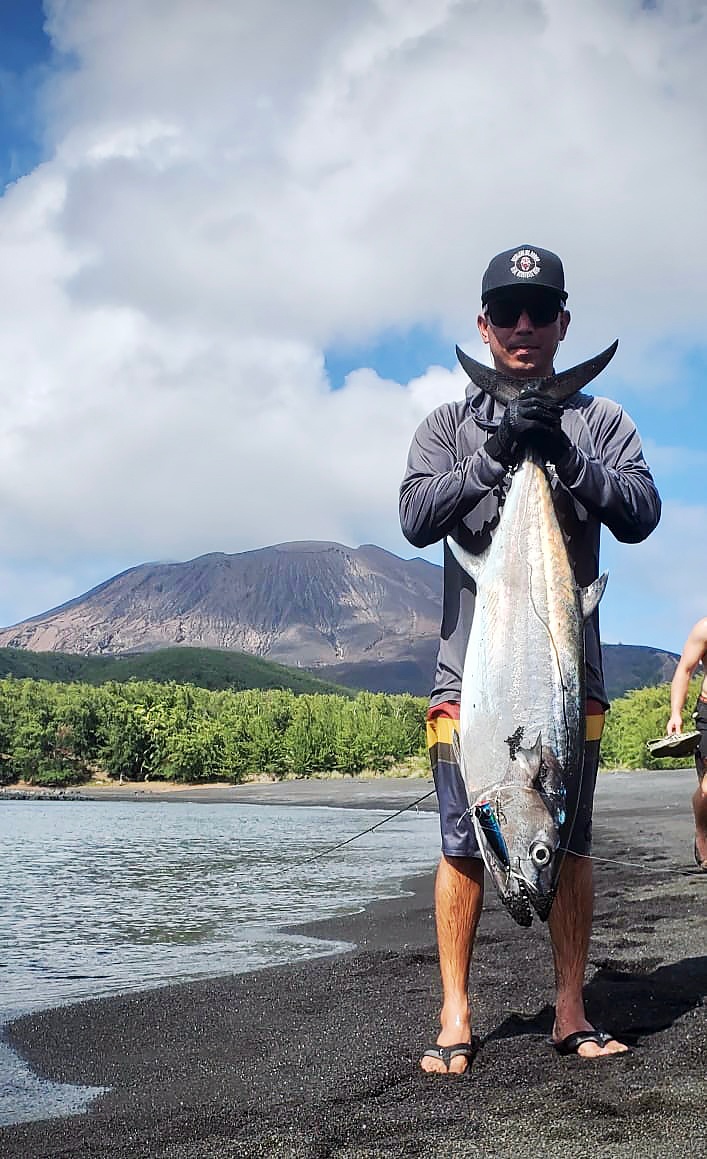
left=485, top=956, right=706, bottom=1046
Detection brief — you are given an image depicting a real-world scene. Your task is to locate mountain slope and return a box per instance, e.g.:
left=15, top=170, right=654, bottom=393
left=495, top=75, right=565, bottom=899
left=0, top=541, right=443, bottom=667
left=600, top=643, right=681, bottom=703
left=0, top=542, right=680, bottom=701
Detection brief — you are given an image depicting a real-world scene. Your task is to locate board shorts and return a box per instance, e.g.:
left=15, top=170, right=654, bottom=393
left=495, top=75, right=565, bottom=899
left=694, top=695, right=707, bottom=779
left=426, top=700, right=605, bottom=859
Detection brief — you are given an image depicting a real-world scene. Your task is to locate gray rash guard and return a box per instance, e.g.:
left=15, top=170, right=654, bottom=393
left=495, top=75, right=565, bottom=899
left=399, top=381, right=662, bottom=709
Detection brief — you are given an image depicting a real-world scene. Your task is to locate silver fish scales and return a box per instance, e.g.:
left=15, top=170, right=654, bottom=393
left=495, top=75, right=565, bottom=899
left=448, top=343, right=617, bottom=926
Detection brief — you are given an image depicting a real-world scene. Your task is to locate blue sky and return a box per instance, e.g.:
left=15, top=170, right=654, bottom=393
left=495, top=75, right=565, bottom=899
left=0, top=0, right=705, bottom=657
left=0, top=0, right=53, bottom=186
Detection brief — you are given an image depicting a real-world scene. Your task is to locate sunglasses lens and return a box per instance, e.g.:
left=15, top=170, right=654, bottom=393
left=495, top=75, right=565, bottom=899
left=487, top=300, right=521, bottom=326
left=531, top=299, right=562, bottom=326
left=487, top=296, right=561, bottom=327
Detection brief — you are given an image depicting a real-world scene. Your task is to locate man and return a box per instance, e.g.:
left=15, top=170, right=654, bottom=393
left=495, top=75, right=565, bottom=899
left=399, top=245, right=661, bottom=1072
left=667, top=616, right=707, bottom=870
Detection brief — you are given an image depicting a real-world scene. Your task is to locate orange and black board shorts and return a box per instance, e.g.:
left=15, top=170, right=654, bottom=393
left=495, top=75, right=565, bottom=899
left=426, top=700, right=605, bottom=858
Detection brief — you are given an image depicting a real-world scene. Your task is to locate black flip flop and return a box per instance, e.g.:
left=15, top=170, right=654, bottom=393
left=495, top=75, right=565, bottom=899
left=421, top=1039, right=478, bottom=1071
left=552, top=1030, right=620, bottom=1056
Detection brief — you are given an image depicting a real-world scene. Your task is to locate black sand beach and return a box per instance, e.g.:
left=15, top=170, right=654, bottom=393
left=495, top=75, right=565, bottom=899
left=1, top=770, right=705, bottom=1158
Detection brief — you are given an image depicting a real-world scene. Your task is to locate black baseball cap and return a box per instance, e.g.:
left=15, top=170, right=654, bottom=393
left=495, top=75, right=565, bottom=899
left=481, top=245, right=567, bottom=304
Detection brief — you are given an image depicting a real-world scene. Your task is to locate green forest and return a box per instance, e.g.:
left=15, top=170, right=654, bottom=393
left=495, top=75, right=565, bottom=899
left=0, top=677, right=427, bottom=787
left=0, top=674, right=700, bottom=789
left=0, top=644, right=350, bottom=695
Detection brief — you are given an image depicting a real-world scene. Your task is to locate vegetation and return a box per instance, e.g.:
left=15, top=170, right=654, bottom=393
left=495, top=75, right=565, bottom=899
left=0, top=646, right=351, bottom=696
left=0, top=661, right=700, bottom=789
left=0, top=677, right=427, bottom=788
left=600, top=678, right=703, bottom=770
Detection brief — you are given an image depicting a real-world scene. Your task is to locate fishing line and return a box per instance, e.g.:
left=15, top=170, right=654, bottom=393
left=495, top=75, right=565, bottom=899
left=299, top=787, right=437, bottom=866
left=559, top=848, right=699, bottom=877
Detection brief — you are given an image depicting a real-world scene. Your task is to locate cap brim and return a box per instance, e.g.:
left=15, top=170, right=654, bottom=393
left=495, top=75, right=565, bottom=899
left=481, top=286, right=568, bottom=305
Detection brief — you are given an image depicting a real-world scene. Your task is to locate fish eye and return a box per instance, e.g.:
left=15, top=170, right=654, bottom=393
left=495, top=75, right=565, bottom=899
left=529, top=841, right=553, bottom=867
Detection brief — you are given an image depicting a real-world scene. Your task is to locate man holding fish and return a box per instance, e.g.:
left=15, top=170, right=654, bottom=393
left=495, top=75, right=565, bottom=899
left=399, top=245, right=661, bottom=1071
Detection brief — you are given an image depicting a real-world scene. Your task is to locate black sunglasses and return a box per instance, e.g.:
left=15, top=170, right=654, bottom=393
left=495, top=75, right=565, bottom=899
left=485, top=295, right=564, bottom=329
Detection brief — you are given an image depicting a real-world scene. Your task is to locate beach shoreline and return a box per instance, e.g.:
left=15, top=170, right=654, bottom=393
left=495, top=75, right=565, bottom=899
left=1, top=769, right=705, bottom=1158
left=0, top=772, right=439, bottom=812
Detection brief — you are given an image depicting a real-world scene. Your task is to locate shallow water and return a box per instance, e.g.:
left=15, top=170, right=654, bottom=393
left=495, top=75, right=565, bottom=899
left=0, top=798, right=439, bottom=1124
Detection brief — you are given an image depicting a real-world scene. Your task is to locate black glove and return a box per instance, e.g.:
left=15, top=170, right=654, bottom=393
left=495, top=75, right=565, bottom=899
left=485, top=392, right=571, bottom=467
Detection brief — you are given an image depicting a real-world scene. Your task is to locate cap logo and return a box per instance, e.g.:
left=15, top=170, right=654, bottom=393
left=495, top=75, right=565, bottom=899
left=510, top=248, right=541, bottom=280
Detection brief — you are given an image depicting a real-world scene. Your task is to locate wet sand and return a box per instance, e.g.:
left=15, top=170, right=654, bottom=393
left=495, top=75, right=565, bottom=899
left=1, top=770, right=705, bottom=1158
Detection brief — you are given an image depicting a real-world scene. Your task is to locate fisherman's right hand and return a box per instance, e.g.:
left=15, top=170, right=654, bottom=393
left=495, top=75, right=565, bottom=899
left=485, top=393, right=564, bottom=468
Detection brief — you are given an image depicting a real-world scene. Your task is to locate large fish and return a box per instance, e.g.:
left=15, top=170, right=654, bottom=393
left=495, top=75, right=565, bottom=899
left=448, top=341, right=617, bottom=926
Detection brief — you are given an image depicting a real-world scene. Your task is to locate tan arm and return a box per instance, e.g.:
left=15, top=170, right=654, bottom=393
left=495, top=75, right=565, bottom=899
left=667, top=617, right=707, bottom=733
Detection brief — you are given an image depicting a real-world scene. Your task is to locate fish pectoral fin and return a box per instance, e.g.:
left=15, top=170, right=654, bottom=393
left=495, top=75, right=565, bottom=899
left=446, top=535, right=489, bottom=582
left=579, top=572, right=608, bottom=619
left=534, top=747, right=564, bottom=796
left=514, top=733, right=543, bottom=785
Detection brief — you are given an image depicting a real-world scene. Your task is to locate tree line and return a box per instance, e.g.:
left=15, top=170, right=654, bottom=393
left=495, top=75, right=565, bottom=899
left=599, top=677, right=702, bottom=771
left=0, top=674, right=701, bottom=789
left=0, top=677, right=427, bottom=787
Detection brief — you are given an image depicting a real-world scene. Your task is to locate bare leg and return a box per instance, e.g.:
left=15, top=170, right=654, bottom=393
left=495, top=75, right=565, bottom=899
left=693, top=763, right=707, bottom=867
left=548, top=853, right=627, bottom=1057
left=420, top=854, right=484, bottom=1074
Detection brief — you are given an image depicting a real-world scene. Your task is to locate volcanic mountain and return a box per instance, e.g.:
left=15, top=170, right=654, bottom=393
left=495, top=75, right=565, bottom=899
left=0, top=542, right=443, bottom=675
left=0, top=541, right=680, bottom=698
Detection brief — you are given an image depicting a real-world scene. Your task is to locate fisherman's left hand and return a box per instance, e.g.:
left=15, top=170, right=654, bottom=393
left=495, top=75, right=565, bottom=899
left=521, top=392, right=572, bottom=464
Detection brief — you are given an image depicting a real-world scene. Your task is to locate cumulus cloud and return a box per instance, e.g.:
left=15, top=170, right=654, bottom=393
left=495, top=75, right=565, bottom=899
left=0, top=0, right=704, bottom=648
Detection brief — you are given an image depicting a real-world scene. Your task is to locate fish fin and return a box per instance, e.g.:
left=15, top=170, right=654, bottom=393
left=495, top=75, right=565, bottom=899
left=515, top=733, right=543, bottom=786
left=534, top=746, right=566, bottom=809
left=455, top=341, right=618, bottom=405
left=455, top=346, right=521, bottom=404
left=579, top=572, right=608, bottom=620
left=446, top=535, right=489, bottom=581
left=540, top=342, right=618, bottom=402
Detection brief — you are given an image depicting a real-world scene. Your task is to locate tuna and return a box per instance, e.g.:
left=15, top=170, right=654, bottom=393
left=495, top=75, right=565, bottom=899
left=448, top=342, right=617, bottom=926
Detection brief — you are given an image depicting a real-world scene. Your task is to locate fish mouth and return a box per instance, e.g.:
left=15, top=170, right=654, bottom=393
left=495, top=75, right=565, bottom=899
left=521, top=878, right=557, bottom=922
left=473, top=801, right=559, bottom=926
left=472, top=822, right=541, bottom=927
left=502, top=878, right=534, bottom=927
left=475, top=833, right=558, bottom=926
left=503, top=873, right=556, bottom=926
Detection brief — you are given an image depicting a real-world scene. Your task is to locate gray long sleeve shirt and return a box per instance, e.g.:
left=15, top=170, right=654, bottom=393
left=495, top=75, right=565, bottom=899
left=399, top=380, right=662, bottom=708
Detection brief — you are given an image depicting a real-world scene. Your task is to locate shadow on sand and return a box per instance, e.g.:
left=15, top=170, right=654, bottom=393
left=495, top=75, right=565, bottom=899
left=485, top=955, right=706, bottom=1047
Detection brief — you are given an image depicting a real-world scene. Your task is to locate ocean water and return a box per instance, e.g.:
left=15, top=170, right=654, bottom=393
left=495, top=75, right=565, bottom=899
left=0, top=797, right=440, bottom=1125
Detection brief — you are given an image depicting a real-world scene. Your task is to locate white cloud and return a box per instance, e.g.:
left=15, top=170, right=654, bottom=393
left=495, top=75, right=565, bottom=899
left=0, top=0, right=704, bottom=643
